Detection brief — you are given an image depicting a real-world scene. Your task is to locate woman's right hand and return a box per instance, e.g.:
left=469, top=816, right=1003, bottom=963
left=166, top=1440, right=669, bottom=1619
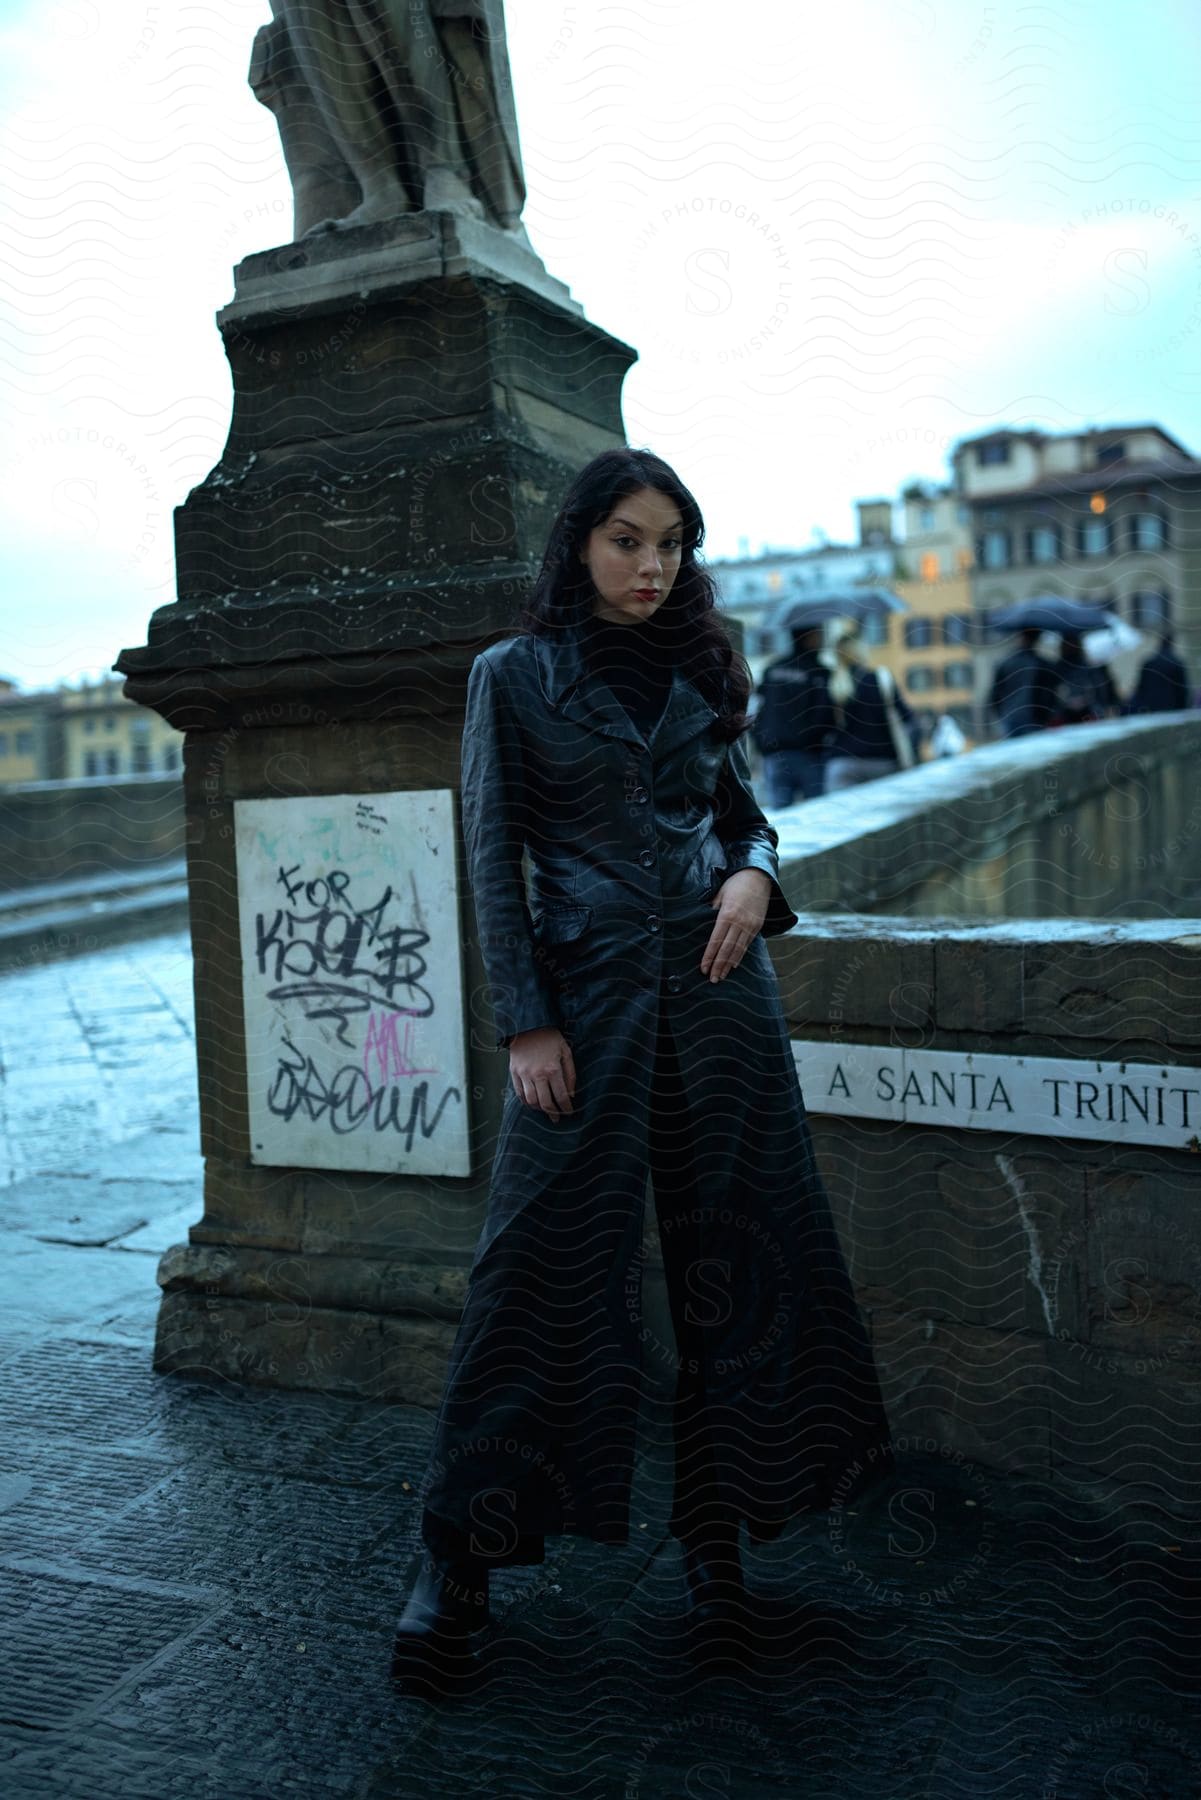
left=508, top=1027, right=576, bottom=1121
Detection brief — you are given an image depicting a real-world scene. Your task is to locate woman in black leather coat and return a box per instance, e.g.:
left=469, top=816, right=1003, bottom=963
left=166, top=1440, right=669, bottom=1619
left=391, top=448, right=894, bottom=1687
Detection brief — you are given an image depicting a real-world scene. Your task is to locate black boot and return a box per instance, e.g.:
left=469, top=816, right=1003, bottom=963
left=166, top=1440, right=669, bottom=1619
left=390, top=1549, right=490, bottom=1691
left=679, top=1516, right=746, bottom=1666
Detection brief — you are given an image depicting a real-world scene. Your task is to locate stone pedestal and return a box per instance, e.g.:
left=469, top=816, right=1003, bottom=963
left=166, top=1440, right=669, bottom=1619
left=114, top=212, right=639, bottom=1403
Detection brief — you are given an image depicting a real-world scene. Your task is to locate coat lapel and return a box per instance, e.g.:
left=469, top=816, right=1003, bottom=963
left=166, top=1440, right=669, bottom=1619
left=537, top=622, right=718, bottom=755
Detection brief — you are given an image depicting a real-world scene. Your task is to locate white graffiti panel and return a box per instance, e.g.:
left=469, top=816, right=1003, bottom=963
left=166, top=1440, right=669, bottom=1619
left=234, top=791, right=469, bottom=1175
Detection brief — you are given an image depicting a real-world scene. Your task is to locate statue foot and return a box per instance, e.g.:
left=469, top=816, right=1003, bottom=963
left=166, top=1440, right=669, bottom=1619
left=297, top=180, right=416, bottom=236
left=422, top=165, right=486, bottom=219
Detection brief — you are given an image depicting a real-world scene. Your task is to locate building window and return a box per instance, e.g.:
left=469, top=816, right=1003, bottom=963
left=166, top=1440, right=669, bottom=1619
left=918, top=505, right=936, bottom=532
left=1129, top=511, right=1168, bottom=551
left=0, top=733, right=7, bottom=756
left=15, top=730, right=32, bottom=754
left=860, top=614, right=888, bottom=646
left=944, top=662, right=973, bottom=690
left=163, top=743, right=178, bottom=771
left=132, top=741, right=151, bottom=773
left=903, top=618, right=935, bottom=648
left=943, top=614, right=973, bottom=646
left=84, top=750, right=98, bottom=776
left=104, top=715, right=117, bottom=732
left=1096, top=441, right=1125, bottom=466
left=919, top=551, right=940, bottom=583
left=977, top=529, right=1012, bottom=570
left=83, top=716, right=95, bottom=734
left=1027, top=524, right=1061, bottom=564
left=977, top=438, right=1010, bottom=466
left=105, top=749, right=119, bottom=775
left=906, top=665, right=936, bottom=693
left=1129, top=590, right=1172, bottom=630
left=1076, top=516, right=1112, bottom=556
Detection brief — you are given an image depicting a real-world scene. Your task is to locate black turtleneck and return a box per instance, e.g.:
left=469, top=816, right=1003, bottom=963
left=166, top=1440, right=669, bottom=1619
left=581, top=612, right=676, bottom=738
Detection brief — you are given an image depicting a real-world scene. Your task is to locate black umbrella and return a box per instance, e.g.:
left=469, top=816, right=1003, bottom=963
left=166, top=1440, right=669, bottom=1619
left=988, top=596, right=1114, bottom=634
left=773, top=588, right=908, bottom=632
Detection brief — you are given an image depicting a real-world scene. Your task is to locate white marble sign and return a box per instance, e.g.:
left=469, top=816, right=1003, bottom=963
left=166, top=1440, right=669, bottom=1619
left=234, top=791, right=469, bottom=1175
left=791, top=1040, right=1201, bottom=1152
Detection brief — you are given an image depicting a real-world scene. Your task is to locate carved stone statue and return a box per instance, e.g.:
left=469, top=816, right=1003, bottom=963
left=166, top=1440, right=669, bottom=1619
left=249, top=0, right=527, bottom=240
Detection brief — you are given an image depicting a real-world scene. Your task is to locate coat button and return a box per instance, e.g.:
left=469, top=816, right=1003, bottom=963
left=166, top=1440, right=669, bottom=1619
left=666, top=973, right=683, bottom=994
left=646, top=913, right=661, bottom=933
left=638, top=849, right=655, bottom=868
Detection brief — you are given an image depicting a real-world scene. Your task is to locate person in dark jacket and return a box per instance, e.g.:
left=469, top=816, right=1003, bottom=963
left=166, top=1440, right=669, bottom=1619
left=749, top=624, right=835, bottom=805
left=1128, top=632, right=1192, bottom=714
left=1048, top=633, right=1117, bottom=726
left=391, top=449, right=894, bottom=1690
left=822, top=618, right=921, bottom=790
left=987, top=629, right=1058, bottom=738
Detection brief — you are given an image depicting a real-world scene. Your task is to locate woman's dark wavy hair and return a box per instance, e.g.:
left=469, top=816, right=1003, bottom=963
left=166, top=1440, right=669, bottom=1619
left=516, top=447, right=751, bottom=741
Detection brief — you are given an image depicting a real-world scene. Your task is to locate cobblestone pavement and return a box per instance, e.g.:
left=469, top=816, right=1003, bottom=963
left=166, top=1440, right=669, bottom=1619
left=1, top=933, right=1199, bottom=1799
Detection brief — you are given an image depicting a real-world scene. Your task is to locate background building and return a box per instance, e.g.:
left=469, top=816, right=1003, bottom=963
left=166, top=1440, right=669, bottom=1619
left=952, top=423, right=1201, bottom=732
left=0, top=677, right=185, bottom=787
left=0, top=680, right=61, bottom=784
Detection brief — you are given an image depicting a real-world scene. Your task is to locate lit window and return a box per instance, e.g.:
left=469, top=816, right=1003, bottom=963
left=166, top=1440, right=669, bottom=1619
left=919, top=552, right=940, bottom=583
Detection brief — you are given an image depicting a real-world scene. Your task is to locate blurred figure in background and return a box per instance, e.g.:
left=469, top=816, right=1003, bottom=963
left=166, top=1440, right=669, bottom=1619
left=987, top=628, right=1057, bottom=739
left=1049, top=633, right=1118, bottom=726
left=749, top=624, right=835, bottom=805
left=1127, top=631, right=1191, bottom=714
left=822, top=617, right=921, bottom=791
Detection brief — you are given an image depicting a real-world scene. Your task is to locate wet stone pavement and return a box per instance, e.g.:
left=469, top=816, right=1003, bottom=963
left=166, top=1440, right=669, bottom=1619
left=1, top=933, right=1199, bottom=1798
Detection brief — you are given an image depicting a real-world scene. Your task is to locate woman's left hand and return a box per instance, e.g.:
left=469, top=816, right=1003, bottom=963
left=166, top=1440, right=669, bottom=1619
left=701, top=868, right=773, bottom=981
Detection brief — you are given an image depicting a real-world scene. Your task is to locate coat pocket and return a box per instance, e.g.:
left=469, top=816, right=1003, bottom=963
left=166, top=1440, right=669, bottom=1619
left=531, top=904, right=593, bottom=945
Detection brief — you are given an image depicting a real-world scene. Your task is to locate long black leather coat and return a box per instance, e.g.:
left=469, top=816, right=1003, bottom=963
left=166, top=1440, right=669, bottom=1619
left=420, top=622, right=894, bottom=1561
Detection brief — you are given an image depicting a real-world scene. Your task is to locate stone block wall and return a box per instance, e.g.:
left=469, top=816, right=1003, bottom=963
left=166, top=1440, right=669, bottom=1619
left=0, top=777, right=185, bottom=891
left=771, top=917, right=1201, bottom=1526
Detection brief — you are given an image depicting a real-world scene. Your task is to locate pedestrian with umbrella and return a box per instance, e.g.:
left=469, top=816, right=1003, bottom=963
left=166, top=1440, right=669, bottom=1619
left=987, top=629, right=1058, bottom=739
left=1049, top=633, right=1118, bottom=726
left=986, top=597, right=1120, bottom=730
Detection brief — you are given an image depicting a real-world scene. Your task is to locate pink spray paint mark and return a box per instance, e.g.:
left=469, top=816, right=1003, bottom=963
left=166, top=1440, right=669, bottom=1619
left=361, top=1007, right=440, bottom=1097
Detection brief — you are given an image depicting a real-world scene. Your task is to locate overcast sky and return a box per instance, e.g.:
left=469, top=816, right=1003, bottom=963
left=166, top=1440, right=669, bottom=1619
left=3, top=0, right=1201, bottom=688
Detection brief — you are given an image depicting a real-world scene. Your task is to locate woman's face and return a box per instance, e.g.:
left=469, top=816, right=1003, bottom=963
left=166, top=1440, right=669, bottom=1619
left=578, top=485, right=684, bottom=625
